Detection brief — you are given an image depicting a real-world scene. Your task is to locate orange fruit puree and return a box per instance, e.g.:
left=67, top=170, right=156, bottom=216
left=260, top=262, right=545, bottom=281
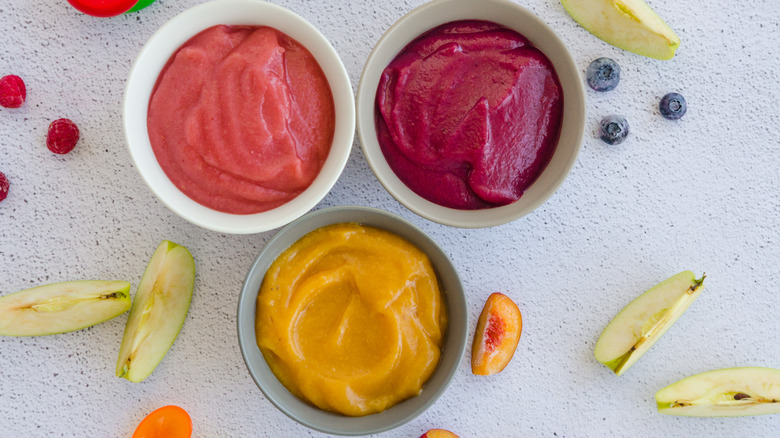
left=255, top=223, right=447, bottom=416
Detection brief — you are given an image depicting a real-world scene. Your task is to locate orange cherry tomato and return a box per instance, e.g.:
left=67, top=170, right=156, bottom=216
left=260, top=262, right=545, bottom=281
left=132, top=405, right=192, bottom=438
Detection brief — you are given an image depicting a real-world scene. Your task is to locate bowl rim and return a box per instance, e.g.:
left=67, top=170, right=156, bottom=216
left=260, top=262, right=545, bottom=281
left=123, top=0, right=355, bottom=234
left=236, top=206, right=468, bottom=436
left=356, top=0, right=586, bottom=228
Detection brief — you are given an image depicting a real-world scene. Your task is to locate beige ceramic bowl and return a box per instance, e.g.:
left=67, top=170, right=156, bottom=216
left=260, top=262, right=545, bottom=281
left=356, top=0, right=585, bottom=228
left=124, top=0, right=354, bottom=234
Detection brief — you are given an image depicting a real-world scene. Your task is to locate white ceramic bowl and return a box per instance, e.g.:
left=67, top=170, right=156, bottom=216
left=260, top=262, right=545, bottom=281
left=357, top=0, right=585, bottom=228
left=124, top=0, right=355, bottom=234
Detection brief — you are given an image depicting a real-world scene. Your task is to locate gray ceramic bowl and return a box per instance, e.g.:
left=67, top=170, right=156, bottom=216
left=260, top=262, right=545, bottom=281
left=237, top=206, right=468, bottom=436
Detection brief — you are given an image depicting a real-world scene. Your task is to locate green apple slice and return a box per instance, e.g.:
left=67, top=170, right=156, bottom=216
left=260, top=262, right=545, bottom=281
left=116, top=241, right=195, bottom=382
left=657, top=367, right=780, bottom=416
left=0, top=280, right=131, bottom=336
left=595, top=271, right=704, bottom=376
left=561, top=0, right=681, bottom=60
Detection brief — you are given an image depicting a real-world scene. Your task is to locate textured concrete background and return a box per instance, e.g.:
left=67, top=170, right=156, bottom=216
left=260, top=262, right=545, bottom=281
left=1, top=0, right=779, bottom=437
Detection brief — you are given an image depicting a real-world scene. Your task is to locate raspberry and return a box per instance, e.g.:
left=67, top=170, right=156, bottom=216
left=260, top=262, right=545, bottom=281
left=0, top=171, right=9, bottom=202
left=46, top=119, right=80, bottom=154
left=0, top=75, right=26, bottom=109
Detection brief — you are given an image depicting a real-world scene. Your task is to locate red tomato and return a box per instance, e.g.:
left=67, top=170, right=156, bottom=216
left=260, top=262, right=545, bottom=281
left=132, top=405, right=192, bottom=438
left=66, top=0, right=138, bottom=17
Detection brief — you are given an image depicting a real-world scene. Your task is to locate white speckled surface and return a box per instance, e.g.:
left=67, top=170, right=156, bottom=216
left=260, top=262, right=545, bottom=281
left=1, top=0, right=779, bottom=436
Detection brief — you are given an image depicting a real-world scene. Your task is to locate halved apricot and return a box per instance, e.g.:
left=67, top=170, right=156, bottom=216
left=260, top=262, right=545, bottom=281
left=471, top=292, right=522, bottom=375
left=420, top=429, right=460, bottom=438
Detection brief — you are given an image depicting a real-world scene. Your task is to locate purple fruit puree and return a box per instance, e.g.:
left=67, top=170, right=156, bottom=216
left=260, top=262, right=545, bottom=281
left=375, top=20, right=563, bottom=210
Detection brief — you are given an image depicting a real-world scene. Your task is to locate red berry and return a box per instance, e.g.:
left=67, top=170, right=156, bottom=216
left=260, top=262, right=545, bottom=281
left=47, top=119, right=80, bottom=154
left=0, top=75, right=26, bottom=109
left=0, top=171, right=9, bottom=202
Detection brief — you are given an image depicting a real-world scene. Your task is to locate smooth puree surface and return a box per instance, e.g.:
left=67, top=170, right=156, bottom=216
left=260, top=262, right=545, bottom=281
left=255, top=223, right=447, bottom=416
left=375, top=20, right=563, bottom=210
left=148, top=25, right=335, bottom=214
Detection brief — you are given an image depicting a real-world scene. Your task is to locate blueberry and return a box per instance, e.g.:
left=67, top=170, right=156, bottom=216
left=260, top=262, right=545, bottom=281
left=586, top=58, right=621, bottom=92
left=659, top=92, right=687, bottom=120
left=599, top=115, right=629, bottom=145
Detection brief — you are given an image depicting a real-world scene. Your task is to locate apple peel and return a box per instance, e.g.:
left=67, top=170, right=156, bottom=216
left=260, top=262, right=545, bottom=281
left=0, top=281, right=131, bottom=336
left=656, top=367, right=780, bottom=417
left=116, top=241, right=195, bottom=382
left=595, top=271, right=705, bottom=376
left=561, top=0, right=681, bottom=60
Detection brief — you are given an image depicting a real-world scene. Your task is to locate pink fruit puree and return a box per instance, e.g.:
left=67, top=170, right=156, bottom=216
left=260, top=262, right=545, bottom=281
left=376, top=20, right=563, bottom=210
left=148, top=25, right=335, bottom=214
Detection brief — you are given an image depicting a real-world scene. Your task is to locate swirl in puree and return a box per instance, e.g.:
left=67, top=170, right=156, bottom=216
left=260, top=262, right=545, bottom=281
left=148, top=25, right=335, bottom=214
left=255, top=223, right=447, bottom=416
